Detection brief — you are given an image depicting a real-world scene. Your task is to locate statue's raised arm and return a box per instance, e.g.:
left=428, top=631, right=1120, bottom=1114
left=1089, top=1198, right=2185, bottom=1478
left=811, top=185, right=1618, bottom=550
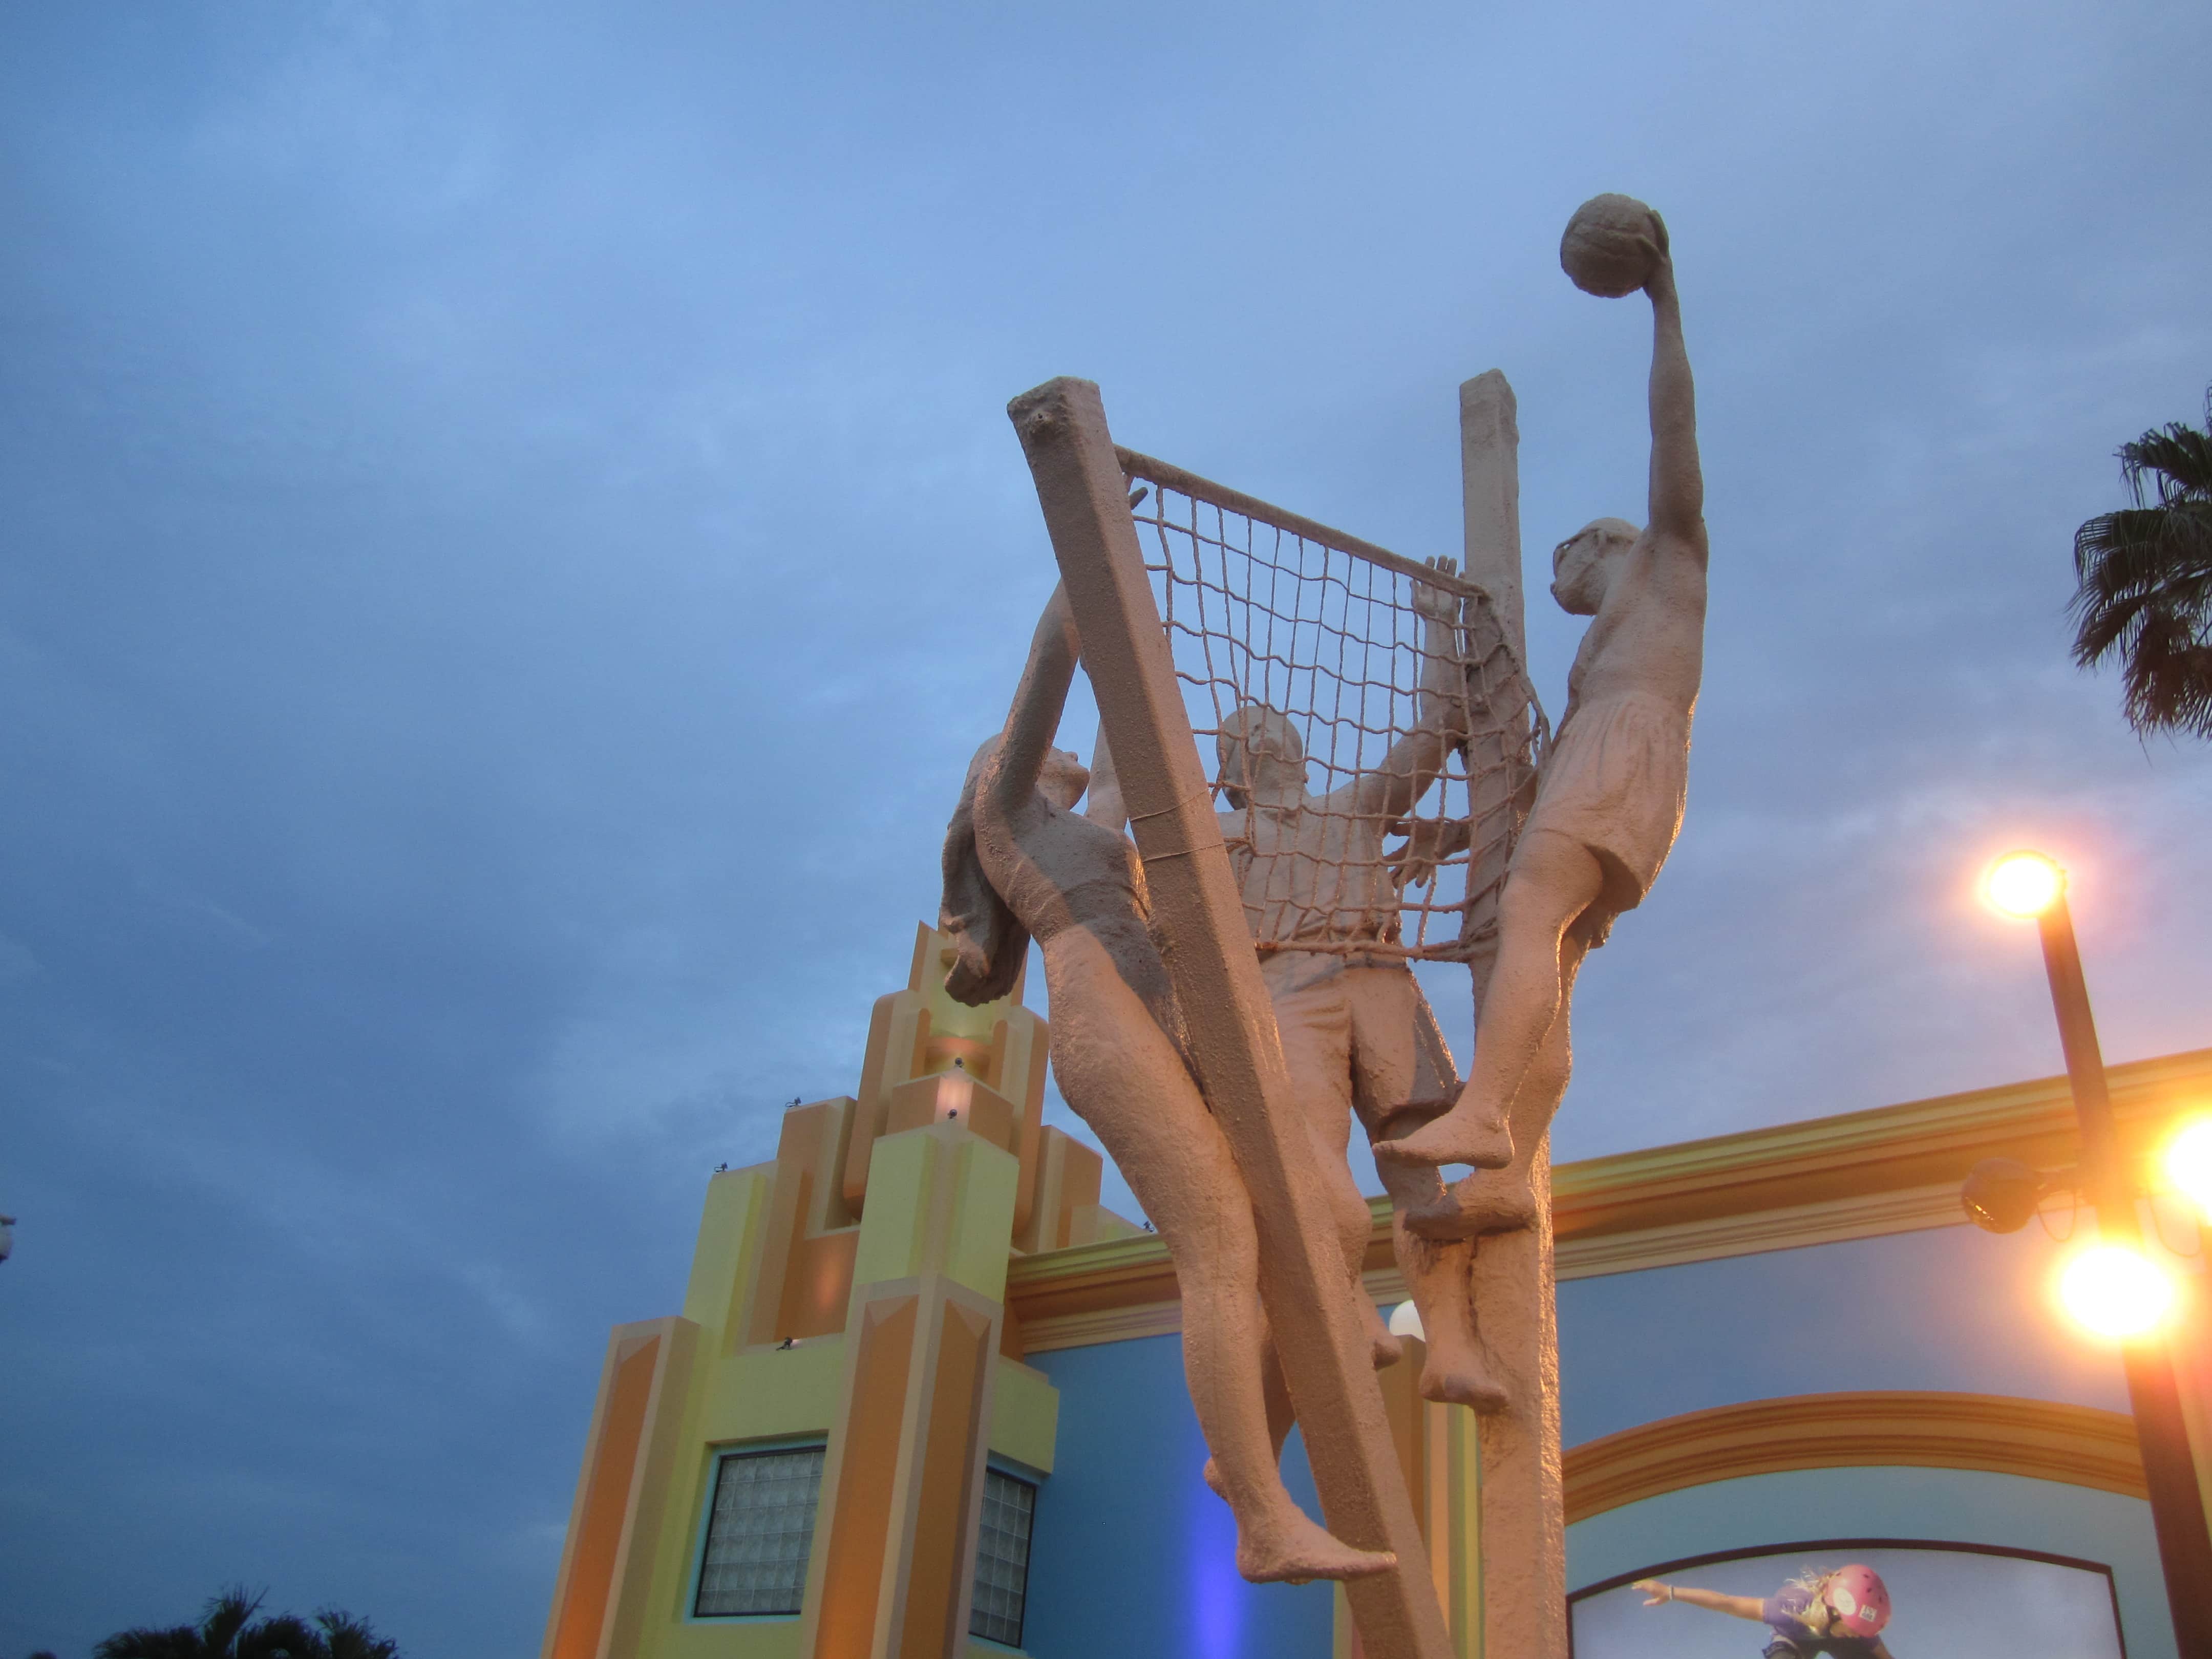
left=1643, top=222, right=1706, bottom=558
left=1349, top=558, right=1472, bottom=824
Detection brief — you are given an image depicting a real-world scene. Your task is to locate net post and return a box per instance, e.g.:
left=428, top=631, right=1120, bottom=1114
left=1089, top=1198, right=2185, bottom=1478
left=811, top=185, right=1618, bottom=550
left=1459, top=371, right=1524, bottom=665
left=1459, top=369, right=1570, bottom=1659
left=1008, top=375, right=1454, bottom=1659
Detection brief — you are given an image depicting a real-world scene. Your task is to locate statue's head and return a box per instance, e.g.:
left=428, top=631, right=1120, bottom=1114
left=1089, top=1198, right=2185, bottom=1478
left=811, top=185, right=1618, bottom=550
left=963, top=736, right=1090, bottom=812
left=1215, top=703, right=1306, bottom=809
left=1039, top=745, right=1090, bottom=811
left=1550, top=518, right=1640, bottom=615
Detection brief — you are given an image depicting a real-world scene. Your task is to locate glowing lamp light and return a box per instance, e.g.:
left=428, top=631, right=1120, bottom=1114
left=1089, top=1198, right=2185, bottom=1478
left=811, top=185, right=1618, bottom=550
left=2164, top=1116, right=2212, bottom=1223
left=2057, top=1244, right=2176, bottom=1339
left=1985, top=850, right=2066, bottom=920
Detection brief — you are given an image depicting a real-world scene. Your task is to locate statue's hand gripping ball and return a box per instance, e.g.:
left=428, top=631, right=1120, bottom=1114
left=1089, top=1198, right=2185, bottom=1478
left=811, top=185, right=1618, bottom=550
left=1559, top=193, right=1666, bottom=297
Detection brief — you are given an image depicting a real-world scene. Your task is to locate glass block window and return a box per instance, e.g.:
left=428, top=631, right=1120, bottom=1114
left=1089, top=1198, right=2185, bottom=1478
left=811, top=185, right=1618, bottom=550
left=969, top=1467, right=1038, bottom=1648
left=693, top=1444, right=826, bottom=1618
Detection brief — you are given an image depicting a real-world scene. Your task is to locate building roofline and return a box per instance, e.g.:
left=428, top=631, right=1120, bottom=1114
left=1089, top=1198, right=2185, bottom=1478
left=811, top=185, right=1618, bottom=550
left=1007, top=1047, right=2212, bottom=1351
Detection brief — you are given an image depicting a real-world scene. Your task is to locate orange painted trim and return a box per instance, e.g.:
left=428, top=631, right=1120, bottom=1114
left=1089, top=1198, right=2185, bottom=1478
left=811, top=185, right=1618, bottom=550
left=1552, top=1047, right=2212, bottom=1242
left=538, top=1317, right=698, bottom=1659
left=544, top=1334, right=660, bottom=1659
left=812, top=1291, right=920, bottom=1659
left=1561, top=1390, right=2147, bottom=1525
left=784, top=1228, right=861, bottom=1341
left=1004, top=1050, right=2212, bottom=1344
left=899, top=1297, right=996, bottom=1657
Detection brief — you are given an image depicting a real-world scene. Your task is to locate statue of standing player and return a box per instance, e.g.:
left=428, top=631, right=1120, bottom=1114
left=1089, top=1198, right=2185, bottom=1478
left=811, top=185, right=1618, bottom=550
left=1380, top=196, right=1707, bottom=1235
left=1092, top=559, right=1510, bottom=1410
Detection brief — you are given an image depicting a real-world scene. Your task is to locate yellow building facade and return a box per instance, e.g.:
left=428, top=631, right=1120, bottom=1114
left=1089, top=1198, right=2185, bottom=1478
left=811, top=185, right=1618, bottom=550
left=538, top=924, right=1141, bottom=1659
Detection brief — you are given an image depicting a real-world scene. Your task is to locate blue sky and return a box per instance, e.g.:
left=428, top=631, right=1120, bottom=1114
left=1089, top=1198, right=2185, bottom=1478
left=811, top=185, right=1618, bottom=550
left=3, top=2, right=2208, bottom=1652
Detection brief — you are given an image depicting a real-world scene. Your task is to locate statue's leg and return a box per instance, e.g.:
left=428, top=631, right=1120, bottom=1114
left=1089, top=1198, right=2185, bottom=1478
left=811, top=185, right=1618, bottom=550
left=1400, top=938, right=1591, bottom=1242
left=1351, top=970, right=1507, bottom=1411
left=1378, top=1168, right=1505, bottom=1411
left=1377, top=831, right=1604, bottom=1169
left=1056, top=950, right=1392, bottom=1584
left=1272, top=970, right=1400, bottom=1368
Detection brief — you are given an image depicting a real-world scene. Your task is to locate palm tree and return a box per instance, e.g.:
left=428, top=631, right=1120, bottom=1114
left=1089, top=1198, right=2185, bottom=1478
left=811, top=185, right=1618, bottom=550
left=93, top=1586, right=398, bottom=1659
left=2069, top=387, right=2212, bottom=739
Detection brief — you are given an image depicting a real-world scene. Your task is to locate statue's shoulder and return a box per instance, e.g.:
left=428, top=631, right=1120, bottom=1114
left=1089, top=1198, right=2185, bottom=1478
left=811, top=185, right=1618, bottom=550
left=1649, top=517, right=1709, bottom=580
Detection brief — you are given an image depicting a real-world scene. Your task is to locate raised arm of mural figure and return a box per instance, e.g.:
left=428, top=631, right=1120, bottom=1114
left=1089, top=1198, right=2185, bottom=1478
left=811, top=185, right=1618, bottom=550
left=1378, top=229, right=1705, bottom=1193
left=942, top=591, right=1395, bottom=1587
left=1633, top=1582, right=1765, bottom=1621
left=1349, top=557, right=1470, bottom=822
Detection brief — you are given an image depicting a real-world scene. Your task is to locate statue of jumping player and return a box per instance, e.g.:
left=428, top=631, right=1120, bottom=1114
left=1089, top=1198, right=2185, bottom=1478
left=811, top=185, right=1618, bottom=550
left=1378, top=204, right=1705, bottom=1233
left=1095, top=558, right=1509, bottom=1410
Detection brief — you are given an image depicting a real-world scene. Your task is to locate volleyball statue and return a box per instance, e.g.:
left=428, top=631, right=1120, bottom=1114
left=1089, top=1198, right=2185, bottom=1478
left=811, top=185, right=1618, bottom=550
left=963, top=190, right=1708, bottom=1659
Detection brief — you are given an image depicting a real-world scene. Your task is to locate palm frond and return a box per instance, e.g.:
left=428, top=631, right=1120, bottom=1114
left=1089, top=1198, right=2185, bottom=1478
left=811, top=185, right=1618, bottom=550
left=317, top=1610, right=401, bottom=1659
left=199, top=1586, right=268, bottom=1655
left=2120, top=423, right=2212, bottom=506
left=2118, top=613, right=2212, bottom=738
left=93, top=1629, right=204, bottom=1659
left=237, top=1612, right=324, bottom=1659
left=2069, top=387, right=2212, bottom=739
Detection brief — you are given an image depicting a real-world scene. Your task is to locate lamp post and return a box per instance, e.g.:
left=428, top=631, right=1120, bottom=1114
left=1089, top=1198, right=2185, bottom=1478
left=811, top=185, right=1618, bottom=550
left=1983, top=852, right=2212, bottom=1656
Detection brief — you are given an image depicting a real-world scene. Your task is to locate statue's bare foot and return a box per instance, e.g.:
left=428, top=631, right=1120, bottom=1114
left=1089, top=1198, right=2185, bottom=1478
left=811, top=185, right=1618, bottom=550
left=1376, top=1101, right=1513, bottom=1171
left=1400, top=1173, right=1539, bottom=1242
left=1419, top=1349, right=1509, bottom=1415
left=1237, top=1510, right=1398, bottom=1585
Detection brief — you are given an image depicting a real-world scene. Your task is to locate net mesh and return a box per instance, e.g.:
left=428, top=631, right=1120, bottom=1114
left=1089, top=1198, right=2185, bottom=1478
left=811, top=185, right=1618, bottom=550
left=1118, top=448, right=1547, bottom=965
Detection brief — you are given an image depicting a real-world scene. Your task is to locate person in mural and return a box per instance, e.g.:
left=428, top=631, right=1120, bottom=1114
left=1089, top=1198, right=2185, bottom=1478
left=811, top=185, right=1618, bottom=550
left=1631, top=1565, right=1895, bottom=1658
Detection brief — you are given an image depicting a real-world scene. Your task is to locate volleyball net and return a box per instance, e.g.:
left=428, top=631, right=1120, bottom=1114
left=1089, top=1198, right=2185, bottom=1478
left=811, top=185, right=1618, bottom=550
left=1116, top=447, right=1547, bottom=965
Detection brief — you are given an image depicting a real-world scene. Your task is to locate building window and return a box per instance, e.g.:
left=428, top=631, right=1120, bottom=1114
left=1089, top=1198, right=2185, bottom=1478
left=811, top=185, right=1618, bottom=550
left=969, top=1466, right=1037, bottom=1648
left=693, top=1444, right=826, bottom=1618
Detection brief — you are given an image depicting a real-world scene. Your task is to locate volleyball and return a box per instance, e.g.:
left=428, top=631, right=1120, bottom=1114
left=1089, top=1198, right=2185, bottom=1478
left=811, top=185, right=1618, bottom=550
left=1559, top=194, right=1663, bottom=298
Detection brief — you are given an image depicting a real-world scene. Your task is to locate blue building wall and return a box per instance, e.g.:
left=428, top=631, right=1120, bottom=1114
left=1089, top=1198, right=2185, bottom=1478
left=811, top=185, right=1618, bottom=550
left=1023, top=1332, right=1334, bottom=1659
left=1015, top=1220, right=2147, bottom=1656
left=1557, top=1220, right=2127, bottom=1443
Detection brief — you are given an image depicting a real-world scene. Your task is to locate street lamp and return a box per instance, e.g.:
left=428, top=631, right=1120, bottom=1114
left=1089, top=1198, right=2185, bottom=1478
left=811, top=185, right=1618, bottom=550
left=1977, top=850, right=2212, bottom=1655
left=2057, top=1243, right=2178, bottom=1339
left=2165, top=1117, right=2212, bottom=1224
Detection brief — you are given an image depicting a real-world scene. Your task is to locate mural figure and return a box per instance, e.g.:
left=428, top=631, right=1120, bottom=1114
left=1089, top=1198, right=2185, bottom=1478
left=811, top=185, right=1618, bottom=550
left=1632, top=1564, right=1897, bottom=1659
left=940, top=586, right=1396, bottom=1586
left=1381, top=197, right=1707, bottom=1245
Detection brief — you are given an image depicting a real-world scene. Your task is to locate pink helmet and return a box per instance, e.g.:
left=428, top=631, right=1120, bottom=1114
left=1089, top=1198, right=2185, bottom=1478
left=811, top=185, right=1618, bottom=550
left=1826, top=1564, right=1891, bottom=1637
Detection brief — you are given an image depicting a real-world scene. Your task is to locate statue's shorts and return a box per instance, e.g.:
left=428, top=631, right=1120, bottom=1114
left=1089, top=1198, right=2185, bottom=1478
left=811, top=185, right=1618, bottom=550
left=1259, top=952, right=1429, bottom=1139
left=1515, top=690, right=1691, bottom=949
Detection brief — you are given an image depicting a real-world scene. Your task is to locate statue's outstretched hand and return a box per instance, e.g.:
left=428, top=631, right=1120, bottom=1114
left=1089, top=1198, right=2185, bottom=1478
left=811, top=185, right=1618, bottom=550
left=1386, top=814, right=1470, bottom=891
left=1412, top=556, right=1460, bottom=624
